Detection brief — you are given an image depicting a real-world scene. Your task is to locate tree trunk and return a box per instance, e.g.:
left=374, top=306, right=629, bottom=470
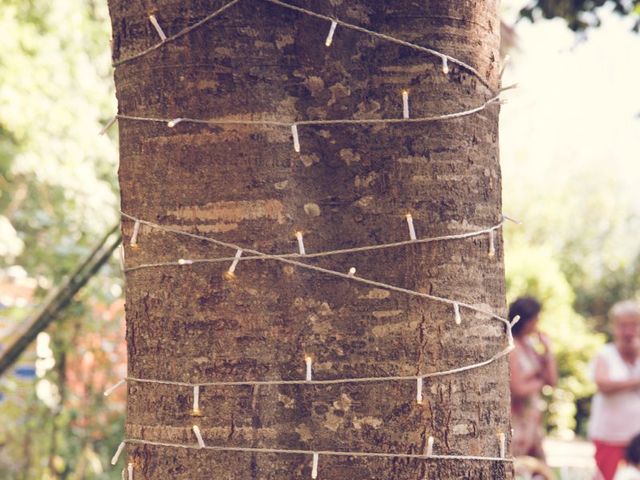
left=108, top=1, right=509, bottom=479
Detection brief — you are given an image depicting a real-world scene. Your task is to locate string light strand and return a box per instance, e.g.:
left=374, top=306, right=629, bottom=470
left=148, top=14, right=168, bottom=41
left=112, top=0, right=495, bottom=93
left=263, top=0, right=493, bottom=91
left=120, top=212, right=508, bottom=325
left=123, top=220, right=505, bottom=273
left=426, top=436, right=435, bottom=456
left=122, top=437, right=513, bottom=463
left=104, top=314, right=516, bottom=396
left=111, top=342, right=514, bottom=390
left=109, top=93, right=504, bottom=135
left=325, top=20, right=338, bottom=47
left=106, top=0, right=518, bottom=472
left=113, top=0, right=242, bottom=66
left=104, top=378, right=126, bottom=397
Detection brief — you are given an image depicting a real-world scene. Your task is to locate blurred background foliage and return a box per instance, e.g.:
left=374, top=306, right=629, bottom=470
left=519, top=0, right=640, bottom=31
left=0, top=0, right=638, bottom=477
left=0, top=0, right=122, bottom=478
left=502, top=0, right=640, bottom=439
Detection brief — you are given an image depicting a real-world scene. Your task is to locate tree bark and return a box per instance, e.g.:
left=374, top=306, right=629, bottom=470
left=108, top=1, right=509, bottom=479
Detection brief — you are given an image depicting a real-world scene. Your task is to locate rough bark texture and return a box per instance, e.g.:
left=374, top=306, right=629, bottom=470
left=109, top=0, right=510, bottom=478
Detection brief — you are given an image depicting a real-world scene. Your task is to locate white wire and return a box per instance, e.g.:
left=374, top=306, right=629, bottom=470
left=103, top=86, right=514, bottom=136
left=111, top=210, right=517, bottom=389
left=120, top=212, right=509, bottom=326
left=263, top=0, right=493, bottom=91
left=122, top=437, right=513, bottom=463
left=109, top=213, right=515, bottom=391
left=111, top=0, right=495, bottom=92
left=113, top=94, right=501, bottom=131
left=107, top=0, right=515, bottom=470
left=124, top=221, right=504, bottom=273
left=102, top=314, right=516, bottom=395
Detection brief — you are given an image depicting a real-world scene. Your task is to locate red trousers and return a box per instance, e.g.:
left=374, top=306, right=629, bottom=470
left=594, top=440, right=626, bottom=480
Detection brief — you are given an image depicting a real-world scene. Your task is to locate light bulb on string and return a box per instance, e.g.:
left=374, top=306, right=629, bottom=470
left=442, top=56, right=449, bottom=74
left=224, top=249, right=243, bottom=280
left=402, top=90, right=410, bottom=119
left=193, top=425, right=206, bottom=448
left=305, top=356, right=313, bottom=381
left=498, top=432, right=506, bottom=458
left=148, top=14, right=167, bottom=41
left=454, top=303, right=462, bottom=325
left=488, top=230, right=496, bottom=258
left=167, top=118, right=184, bottom=128
left=426, top=436, right=434, bottom=456
left=325, top=20, right=338, bottom=47
left=130, top=220, right=140, bottom=248
left=111, top=442, right=125, bottom=465
left=405, top=213, right=417, bottom=241
left=291, top=124, right=301, bottom=152
left=295, top=231, right=306, bottom=255
left=311, top=452, right=319, bottom=479
left=191, top=385, right=202, bottom=416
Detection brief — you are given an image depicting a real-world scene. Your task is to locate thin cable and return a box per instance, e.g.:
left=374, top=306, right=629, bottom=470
left=114, top=94, right=500, bottom=131
left=113, top=0, right=242, bottom=66
left=124, top=221, right=504, bottom=273
left=123, top=343, right=512, bottom=388
left=262, top=0, right=494, bottom=91
left=104, top=319, right=517, bottom=394
left=114, top=212, right=514, bottom=388
left=111, top=0, right=495, bottom=92
left=123, top=437, right=513, bottom=463
left=102, top=85, right=515, bottom=136
left=120, top=212, right=508, bottom=325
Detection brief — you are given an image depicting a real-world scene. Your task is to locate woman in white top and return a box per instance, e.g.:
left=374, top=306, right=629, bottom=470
left=589, top=301, right=640, bottom=480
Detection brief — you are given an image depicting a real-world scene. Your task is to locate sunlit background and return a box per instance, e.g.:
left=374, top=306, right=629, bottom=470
left=502, top=4, right=640, bottom=438
left=0, top=0, right=638, bottom=478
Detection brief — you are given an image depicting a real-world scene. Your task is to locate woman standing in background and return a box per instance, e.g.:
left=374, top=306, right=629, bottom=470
left=509, top=296, right=558, bottom=461
left=589, top=301, right=640, bottom=480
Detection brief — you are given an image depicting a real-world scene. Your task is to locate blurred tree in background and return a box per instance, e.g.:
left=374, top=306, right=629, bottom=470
left=503, top=157, right=640, bottom=436
left=503, top=0, right=640, bottom=438
left=519, top=0, right=640, bottom=31
left=0, top=0, right=123, bottom=478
